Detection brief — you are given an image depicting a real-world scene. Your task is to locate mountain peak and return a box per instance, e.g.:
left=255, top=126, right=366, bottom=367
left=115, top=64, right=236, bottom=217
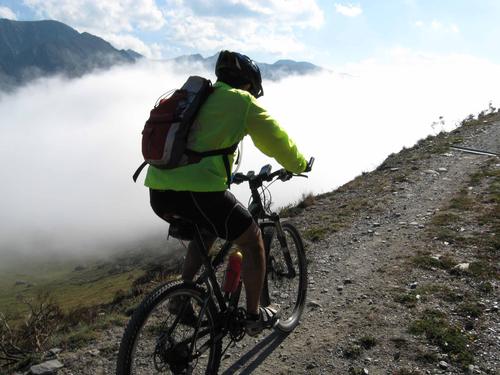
left=0, top=18, right=142, bottom=92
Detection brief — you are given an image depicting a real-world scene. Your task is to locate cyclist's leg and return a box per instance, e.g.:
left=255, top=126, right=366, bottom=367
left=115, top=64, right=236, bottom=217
left=232, top=222, right=265, bottom=315
left=151, top=188, right=269, bottom=313
left=182, top=236, right=216, bottom=281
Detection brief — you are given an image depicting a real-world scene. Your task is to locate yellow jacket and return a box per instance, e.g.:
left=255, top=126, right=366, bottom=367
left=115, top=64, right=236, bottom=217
left=145, top=81, right=306, bottom=191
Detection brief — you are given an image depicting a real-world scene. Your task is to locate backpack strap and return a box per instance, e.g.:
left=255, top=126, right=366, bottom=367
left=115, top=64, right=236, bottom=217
left=133, top=161, right=148, bottom=182
left=186, top=143, right=239, bottom=188
left=132, top=143, right=239, bottom=185
left=185, top=143, right=238, bottom=158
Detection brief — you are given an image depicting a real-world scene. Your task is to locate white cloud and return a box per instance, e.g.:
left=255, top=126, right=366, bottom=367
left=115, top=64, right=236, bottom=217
left=334, top=3, right=362, bottom=17
left=0, top=6, right=17, bottom=19
left=431, top=20, right=442, bottom=30
left=100, top=33, right=163, bottom=59
left=162, top=0, right=324, bottom=55
left=23, top=0, right=165, bottom=33
left=450, top=24, right=460, bottom=33
left=417, top=19, right=460, bottom=34
left=21, top=0, right=324, bottom=58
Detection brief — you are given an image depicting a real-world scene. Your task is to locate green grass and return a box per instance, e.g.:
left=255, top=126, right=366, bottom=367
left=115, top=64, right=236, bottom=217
left=417, top=284, right=464, bottom=302
left=468, top=261, right=497, bottom=279
left=457, top=302, right=482, bottom=318
left=278, top=192, right=316, bottom=218
left=394, top=292, right=419, bottom=307
left=412, top=254, right=456, bottom=271
left=343, top=336, right=377, bottom=359
left=449, top=192, right=474, bottom=210
left=428, top=162, right=500, bottom=260
left=343, top=343, right=362, bottom=359
left=0, top=260, right=144, bottom=318
left=415, top=351, right=439, bottom=364
left=51, top=323, right=99, bottom=350
left=409, top=309, right=473, bottom=367
left=359, top=335, right=377, bottom=349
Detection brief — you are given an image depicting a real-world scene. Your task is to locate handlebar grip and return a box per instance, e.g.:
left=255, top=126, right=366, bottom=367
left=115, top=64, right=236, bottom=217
left=231, top=173, right=246, bottom=184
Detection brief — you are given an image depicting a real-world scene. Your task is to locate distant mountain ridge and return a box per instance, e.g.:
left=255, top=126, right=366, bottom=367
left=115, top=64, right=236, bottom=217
left=172, top=53, right=323, bottom=80
left=0, top=18, right=141, bottom=92
left=0, top=18, right=323, bottom=92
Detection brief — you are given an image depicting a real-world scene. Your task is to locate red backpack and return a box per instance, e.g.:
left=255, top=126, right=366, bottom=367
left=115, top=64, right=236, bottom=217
left=133, top=76, right=237, bottom=183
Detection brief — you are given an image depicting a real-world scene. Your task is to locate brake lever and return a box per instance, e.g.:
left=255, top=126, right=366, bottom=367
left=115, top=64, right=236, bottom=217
left=278, top=170, right=293, bottom=181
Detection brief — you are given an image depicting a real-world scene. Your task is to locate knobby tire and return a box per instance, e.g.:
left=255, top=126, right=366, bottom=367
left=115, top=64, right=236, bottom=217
left=116, top=282, right=222, bottom=375
left=261, top=222, right=308, bottom=332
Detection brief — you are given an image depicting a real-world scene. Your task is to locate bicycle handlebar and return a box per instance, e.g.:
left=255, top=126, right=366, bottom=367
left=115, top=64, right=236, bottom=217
left=231, top=157, right=314, bottom=186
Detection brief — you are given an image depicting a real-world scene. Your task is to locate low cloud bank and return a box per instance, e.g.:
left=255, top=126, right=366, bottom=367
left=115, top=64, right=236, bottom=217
left=1, top=52, right=499, bottom=259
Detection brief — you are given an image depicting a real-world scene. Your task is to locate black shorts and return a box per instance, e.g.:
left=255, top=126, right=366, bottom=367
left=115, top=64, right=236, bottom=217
left=149, top=189, right=254, bottom=241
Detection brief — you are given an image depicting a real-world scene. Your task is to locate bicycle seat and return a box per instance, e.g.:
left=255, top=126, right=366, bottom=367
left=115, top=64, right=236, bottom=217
left=166, top=215, right=213, bottom=241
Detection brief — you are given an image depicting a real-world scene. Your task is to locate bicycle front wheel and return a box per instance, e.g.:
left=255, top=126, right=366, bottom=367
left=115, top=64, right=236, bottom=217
left=116, top=283, right=221, bottom=375
left=261, top=222, right=308, bottom=332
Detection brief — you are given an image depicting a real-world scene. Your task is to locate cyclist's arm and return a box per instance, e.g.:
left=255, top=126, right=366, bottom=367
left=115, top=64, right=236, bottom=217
left=245, top=98, right=307, bottom=174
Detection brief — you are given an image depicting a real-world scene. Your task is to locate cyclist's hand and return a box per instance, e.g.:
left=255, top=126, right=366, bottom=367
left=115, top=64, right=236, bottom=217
left=304, top=157, right=315, bottom=173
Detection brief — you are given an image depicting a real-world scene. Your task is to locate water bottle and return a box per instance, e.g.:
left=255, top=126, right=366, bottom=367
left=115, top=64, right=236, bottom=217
left=222, top=250, right=243, bottom=293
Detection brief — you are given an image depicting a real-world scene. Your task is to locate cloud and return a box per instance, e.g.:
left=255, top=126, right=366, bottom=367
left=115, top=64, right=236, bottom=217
left=162, top=0, right=324, bottom=55
left=21, top=0, right=324, bottom=58
left=23, top=0, right=165, bottom=33
left=450, top=24, right=460, bottom=33
left=416, top=19, right=460, bottom=34
left=0, top=6, right=17, bottom=19
left=1, top=52, right=500, bottom=261
left=100, top=33, right=163, bottom=59
left=334, top=3, right=362, bottom=17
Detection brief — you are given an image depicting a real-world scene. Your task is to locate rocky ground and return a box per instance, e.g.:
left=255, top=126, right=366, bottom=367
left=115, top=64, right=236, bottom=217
left=19, top=114, right=499, bottom=374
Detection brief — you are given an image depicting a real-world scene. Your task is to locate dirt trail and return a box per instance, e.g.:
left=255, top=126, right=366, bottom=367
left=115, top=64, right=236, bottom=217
left=218, top=118, right=499, bottom=375
left=57, top=118, right=499, bottom=375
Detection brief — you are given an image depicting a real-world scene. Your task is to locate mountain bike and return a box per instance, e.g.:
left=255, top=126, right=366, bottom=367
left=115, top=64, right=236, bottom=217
left=116, top=159, right=313, bottom=374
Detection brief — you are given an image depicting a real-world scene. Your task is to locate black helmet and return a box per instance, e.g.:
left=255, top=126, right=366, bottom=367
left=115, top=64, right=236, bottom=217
left=215, top=50, right=263, bottom=98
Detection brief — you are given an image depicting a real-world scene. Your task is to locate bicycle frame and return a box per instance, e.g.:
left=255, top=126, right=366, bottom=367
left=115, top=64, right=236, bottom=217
left=178, top=166, right=310, bottom=364
left=191, top=174, right=295, bottom=316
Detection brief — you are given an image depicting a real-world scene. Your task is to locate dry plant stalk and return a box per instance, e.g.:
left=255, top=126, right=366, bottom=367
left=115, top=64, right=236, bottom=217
left=0, top=292, right=63, bottom=370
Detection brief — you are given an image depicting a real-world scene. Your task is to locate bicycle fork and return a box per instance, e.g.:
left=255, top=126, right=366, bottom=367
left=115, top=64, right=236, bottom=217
left=273, top=220, right=296, bottom=278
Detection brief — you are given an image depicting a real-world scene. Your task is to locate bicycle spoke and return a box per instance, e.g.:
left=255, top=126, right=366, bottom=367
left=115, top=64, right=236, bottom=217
left=117, top=284, right=221, bottom=374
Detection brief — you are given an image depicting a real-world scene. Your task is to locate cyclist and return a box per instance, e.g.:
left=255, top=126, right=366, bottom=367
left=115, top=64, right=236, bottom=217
left=145, top=50, right=308, bottom=336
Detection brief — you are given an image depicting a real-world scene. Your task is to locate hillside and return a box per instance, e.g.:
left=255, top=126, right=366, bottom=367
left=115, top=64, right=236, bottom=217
left=0, top=19, right=140, bottom=92
left=1, top=112, right=498, bottom=374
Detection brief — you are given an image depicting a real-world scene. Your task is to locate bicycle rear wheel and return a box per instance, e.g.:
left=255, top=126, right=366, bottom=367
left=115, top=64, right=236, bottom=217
left=261, top=222, right=307, bottom=332
left=116, top=283, right=221, bottom=375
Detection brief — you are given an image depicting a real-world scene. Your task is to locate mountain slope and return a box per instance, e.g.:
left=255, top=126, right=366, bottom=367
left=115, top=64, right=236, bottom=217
left=0, top=19, right=141, bottom=91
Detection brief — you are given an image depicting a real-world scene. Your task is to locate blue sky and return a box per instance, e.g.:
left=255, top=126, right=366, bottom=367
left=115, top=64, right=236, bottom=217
left=1, top=1, right=499, bottom=66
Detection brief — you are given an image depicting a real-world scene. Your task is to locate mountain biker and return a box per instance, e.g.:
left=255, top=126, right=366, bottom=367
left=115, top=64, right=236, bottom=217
left=145, top=50, right=308, bottom=336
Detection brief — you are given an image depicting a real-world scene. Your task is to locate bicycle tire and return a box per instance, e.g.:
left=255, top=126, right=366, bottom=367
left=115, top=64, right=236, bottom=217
left=261, top=222, right=308, bottom=332
left=116, top=282, right=222, bottom=375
